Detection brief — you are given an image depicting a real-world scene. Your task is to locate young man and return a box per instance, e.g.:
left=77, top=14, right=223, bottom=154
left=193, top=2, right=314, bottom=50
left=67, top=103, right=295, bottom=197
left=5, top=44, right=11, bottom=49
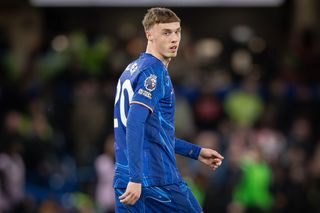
left=113, top=7, right=223, bottom=212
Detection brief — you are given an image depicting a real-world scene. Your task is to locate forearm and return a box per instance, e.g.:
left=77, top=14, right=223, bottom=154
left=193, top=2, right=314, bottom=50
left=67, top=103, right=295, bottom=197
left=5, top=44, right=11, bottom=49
left=174, top=138, right=201, bottom=160
left=126, top=104, right=150, bottom=183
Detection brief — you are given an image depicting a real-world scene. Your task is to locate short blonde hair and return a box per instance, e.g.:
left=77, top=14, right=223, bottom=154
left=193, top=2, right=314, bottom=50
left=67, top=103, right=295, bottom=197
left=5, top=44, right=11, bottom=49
left=142, top=7, right=181, bottom=32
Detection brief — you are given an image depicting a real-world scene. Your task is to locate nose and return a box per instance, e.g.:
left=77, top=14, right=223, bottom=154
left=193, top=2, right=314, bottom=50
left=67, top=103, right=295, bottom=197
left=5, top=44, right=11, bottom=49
left=171, top=33, right=180, bottom=43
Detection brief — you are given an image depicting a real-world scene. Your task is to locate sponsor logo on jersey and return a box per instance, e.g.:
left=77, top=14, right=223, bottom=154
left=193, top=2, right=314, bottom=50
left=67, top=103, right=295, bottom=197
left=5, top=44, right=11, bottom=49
left=138, top=89, right=152, bottom=99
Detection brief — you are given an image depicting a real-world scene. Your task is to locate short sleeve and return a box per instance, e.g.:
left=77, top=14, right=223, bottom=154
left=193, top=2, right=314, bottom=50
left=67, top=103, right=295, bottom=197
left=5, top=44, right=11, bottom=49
left=131, top=68, right=164, bottom=112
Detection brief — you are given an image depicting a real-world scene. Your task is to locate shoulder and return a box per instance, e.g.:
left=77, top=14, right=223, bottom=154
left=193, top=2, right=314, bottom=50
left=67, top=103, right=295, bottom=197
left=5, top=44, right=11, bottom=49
left=138, top=59, right=163, bottom=76
left=138, top=53, right=166, bottom=74
left=134, top=63, right=164, bottom=81
left=123, top=54, right=165, bottom=83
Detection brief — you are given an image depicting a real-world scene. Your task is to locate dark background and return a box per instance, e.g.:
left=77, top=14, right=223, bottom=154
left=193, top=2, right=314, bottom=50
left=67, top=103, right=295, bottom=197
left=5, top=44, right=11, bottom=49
left=0, top=0, right=320, bottom=212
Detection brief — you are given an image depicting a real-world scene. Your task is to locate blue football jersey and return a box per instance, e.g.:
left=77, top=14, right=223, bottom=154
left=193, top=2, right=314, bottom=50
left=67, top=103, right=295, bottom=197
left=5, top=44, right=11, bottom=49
left=113, top=53, right=182, bottom=188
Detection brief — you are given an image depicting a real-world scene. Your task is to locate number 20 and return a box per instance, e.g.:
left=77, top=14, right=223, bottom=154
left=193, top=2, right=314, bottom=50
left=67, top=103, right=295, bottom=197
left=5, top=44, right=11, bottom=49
left=114, top=79, right=134, bottom=127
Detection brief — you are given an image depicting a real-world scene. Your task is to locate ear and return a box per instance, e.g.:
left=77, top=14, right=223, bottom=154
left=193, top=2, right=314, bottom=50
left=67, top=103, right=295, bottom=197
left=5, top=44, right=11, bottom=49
left=146, top=31, right=153, bottom=41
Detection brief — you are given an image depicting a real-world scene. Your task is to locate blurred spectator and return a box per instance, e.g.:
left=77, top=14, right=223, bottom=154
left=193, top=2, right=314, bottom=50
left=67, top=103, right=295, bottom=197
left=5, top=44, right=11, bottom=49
left=282, top=28, right=320, bottom=83
left=252, top=127, right=286, bottom=165
left=193, top=84, right=223, bottom=130
left=232, top=144, right=273, bottom=213
left=71, top=78, right=108, bottom=166
left=203, top=129, right=244, bottom=213
left=0, top=111, right=26, bottom=211
left=94, top=135, right=115, bottom=213
left=287, top=116, right=314, bottom=154
left=224, top=76, right=263, bottom=127
left=175, top=93, right=197, bottom=138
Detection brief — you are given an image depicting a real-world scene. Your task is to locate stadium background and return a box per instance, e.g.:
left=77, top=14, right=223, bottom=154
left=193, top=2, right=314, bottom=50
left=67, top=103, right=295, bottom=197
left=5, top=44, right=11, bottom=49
left=0, top=0, right=320, bottom=212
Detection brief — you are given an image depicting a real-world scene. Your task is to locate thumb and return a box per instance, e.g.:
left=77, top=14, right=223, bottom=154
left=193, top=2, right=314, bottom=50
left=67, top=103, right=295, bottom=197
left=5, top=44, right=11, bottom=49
left=212, top=150, right=224, bottom=159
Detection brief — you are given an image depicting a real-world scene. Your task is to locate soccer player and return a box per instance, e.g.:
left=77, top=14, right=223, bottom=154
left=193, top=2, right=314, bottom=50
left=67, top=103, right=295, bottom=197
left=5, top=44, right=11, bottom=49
left=113, top=7, right=224, bottom=212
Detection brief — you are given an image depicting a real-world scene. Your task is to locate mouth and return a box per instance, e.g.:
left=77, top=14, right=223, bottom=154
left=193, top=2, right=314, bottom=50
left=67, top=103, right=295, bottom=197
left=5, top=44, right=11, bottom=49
left=169, top=45, right=178, bottom=52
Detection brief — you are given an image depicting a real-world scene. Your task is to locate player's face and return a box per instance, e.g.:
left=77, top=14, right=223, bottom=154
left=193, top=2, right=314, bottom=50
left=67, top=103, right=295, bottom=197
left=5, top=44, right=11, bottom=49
left=148, top=22, right=181, bottom=61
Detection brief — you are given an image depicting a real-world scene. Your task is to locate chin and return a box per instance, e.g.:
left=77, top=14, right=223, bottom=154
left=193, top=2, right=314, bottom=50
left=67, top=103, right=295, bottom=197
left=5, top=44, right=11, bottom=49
left=167, top=53, right=177, bottom=58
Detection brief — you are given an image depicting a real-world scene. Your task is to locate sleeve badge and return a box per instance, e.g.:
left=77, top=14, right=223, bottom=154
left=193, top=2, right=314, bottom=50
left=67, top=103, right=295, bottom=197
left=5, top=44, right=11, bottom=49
left=144, top=74, right=157, bottom=92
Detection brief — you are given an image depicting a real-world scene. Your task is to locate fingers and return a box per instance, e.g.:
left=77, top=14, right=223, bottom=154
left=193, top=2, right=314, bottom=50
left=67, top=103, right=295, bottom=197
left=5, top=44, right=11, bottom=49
left=213, top=158, right=222, bottom=165
left=199, top=148, right=224, bottom=171
left=211, top=150, right=224, bottom=160
left=119, top=182, right=142, bottom=205
left=118, top=191, right=128, bottom=200
left=210, top=162, right=219, bottom=170
left=209, top=158, right=222, bottom=170
left=119, top=191, right=140, bottom=205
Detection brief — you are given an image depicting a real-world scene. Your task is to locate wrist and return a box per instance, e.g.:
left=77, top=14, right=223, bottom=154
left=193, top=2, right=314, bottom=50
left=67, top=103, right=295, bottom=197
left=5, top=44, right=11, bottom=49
left=194, top=146, right=202, bottom=160
left=129, top=178, right=142, bottom=183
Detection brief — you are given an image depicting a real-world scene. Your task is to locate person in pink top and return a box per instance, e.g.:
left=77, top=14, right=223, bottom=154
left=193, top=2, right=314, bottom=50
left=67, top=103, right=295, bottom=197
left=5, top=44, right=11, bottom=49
left=95, top=135, right=115, bottom=213
left=0, top=142, right=25, bottom=212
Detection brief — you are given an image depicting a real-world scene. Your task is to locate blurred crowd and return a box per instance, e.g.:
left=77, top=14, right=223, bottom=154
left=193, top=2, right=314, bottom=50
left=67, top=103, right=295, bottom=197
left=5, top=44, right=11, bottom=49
left=0, top=4, right=320, bottom=213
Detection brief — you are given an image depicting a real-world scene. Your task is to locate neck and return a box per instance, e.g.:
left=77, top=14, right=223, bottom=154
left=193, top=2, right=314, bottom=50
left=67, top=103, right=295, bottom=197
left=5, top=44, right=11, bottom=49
left=146, top=44, right=170, bottom=68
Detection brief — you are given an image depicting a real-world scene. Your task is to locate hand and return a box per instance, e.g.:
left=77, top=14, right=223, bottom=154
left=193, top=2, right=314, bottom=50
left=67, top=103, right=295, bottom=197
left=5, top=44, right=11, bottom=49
left=198, top=148, right=224, bottom=171
left=119, top=182, right=142, bottom=205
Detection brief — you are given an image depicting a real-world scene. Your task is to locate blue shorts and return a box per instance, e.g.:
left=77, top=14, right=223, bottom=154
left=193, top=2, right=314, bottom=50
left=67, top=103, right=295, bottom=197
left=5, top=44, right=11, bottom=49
left=114, top=181, right=202, bottom=213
